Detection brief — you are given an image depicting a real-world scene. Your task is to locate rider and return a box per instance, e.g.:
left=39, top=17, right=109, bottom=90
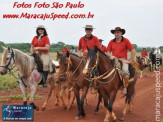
left=141, top=48, right=149, bottom=65
left=106, top=27, right=136, bottom=94
left=141, top=48, right=148, bottom=57
left=78, top=25, right=100, bottom=57
left=62, top=45, right=69, bottom=53
left=30, top=25, right=51, bottom=87
left=99, top=39, right=107, bottom=53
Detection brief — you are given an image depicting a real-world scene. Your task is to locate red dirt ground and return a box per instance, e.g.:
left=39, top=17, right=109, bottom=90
left=0, top=68, right=163, bottom=122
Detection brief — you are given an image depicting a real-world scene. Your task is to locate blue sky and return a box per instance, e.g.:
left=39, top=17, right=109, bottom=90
left=0, top=0, right=163, bottom=47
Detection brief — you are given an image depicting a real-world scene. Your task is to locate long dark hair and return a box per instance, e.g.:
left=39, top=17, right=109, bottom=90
left=36, top=28, right=48, bottom=38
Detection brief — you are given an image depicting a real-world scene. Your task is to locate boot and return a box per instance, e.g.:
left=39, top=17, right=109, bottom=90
left=42, top=71, right=48, bottom=88
left=122, top=77, right=129, bottom=95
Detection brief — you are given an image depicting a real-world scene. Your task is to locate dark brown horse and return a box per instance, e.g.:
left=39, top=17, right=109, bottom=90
left=56, top=52, right=90, bottom=120
left=83, top=47, right=137, bottom=122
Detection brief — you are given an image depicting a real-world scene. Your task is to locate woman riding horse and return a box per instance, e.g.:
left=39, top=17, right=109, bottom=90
left=31, top=25, right=53, bottom=87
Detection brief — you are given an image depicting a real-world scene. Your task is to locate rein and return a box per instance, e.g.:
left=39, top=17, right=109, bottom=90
left=85, top=53, right=117, bottom=84
left=0, top=48, right=19, bottom=79
left=57, top=55, right=84, bottom=81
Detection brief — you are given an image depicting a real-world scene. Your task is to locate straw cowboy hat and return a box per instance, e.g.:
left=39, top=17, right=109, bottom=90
left=111, top=27, right=125, bottom=35
left=36, top=25, right=46, bottom=29
left=83, top=25, right=95, bottom=29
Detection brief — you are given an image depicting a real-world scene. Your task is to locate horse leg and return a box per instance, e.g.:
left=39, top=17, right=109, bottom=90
left=102, top=93, right=109, bottom=122
left=60, top=87, right=66, bottom=108
left=94, top=93, right=102, bottom=113
left=70, top=91, right=75, bottom=105
left=84, top=96, right=88, bottom=105
left=29, top=83, right=39, bottom=111
left=74, top=88, right=81, bottom=120
left=66, top=90, right=71, bottom=111
left=140, top=71, right=143, bottom=78
left=19, top=83, right=27, bottom=105
left=54, top=85, right=60, bottom=106
left=80, top=86, right=89, bottom=117
left=107, top=92, right=117, bottom=122
left=41, top=85, right=54, bottom=111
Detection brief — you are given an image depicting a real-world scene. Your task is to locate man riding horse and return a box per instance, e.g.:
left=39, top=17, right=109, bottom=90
left=78, top=25, right=100, bottom=57
left=30, top=25, right=53, bottom=87
left=106, top=27, right=136, bottom=94
left=99, top=39, right=107, bottom=53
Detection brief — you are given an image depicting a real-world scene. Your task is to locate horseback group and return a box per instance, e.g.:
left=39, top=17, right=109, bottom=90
left=136, top=45, right=162, bottom=78
left=0, top=25, right=138, bottom=121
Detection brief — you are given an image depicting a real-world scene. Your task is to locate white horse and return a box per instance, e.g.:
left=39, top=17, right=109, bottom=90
left=0, top=46, right=56, bottom=110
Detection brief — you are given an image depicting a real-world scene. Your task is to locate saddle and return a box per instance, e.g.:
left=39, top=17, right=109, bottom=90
left=115, top=60, right=136, bottom=81
left=141, top=57, right=150, bottom=66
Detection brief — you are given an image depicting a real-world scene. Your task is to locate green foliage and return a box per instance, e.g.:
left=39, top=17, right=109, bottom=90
left=9, top=94, right=42, bottom=99
left=0, top=41, right=77, bottom=53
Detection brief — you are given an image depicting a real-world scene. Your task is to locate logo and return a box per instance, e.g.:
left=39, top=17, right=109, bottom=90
left=2, top=105, right=33, bottom=121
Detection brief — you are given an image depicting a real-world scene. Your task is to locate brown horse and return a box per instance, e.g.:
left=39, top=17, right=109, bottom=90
left=136, top=56, right=152, bottom=78
left=83, top=47, right=137, bottom=122
left=56, top=52, right=90, bottom=120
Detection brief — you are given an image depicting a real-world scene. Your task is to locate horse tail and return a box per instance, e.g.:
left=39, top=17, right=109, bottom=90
left=126, top=77, right=137, bottom=105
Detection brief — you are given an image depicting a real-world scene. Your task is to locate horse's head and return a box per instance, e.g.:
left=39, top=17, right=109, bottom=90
left=0, top=46, right=15, bottom=75
left=83, top=46, right=99, bottom=78
left=56, top=52, right=70, bottom=83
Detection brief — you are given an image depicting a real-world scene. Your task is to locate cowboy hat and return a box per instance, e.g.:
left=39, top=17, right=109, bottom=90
left=111, top=27, right=125, bottom=35
left=36, top=25, right=46, bottom=29
left=83, top=25, right=95, bottom=29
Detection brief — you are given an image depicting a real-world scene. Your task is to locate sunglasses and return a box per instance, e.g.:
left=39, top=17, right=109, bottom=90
left=38, top=28, right=44, bottom=30
left=85, top=28, right=92, bottom=31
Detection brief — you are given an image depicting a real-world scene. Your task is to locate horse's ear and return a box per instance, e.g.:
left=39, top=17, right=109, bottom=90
left=66, top=51, right=69, bottom=57
left=95, top=46, right=98, bottom=53
left=57, top=52, right=61, bottom=59
left=86, top=46, right=90, bottom=51
left=8, top=47, right=11, bottom=51
left=1, top=46, right=6, bottom=50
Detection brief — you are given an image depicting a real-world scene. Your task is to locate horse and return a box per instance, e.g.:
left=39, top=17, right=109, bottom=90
left=136, top=56, right=152, bottom=78
left=56, top=52, right=91, bottom=120
left=0, top=46, right=56, bottom=110
left=82, top=46, right=137, bottom=122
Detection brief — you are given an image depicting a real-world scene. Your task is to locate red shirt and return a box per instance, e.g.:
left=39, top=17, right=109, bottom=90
left=141, top=52, right=148, bottom=57
left=107, top=37, right=134, bottom=59
left=100, top=45, right=107, bottom=53
left=31, top=36, right=50, bottom=53
left=78, top=35, right=100, bottom=56
left=62, top=48, right=69, bottom=53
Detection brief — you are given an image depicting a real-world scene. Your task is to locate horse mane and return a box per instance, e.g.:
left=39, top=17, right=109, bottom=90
left=61, top=52, right=81, bottom=63
left=13, top=49, right=34, bottom=77
left=96, top=48, right=114, bottom=65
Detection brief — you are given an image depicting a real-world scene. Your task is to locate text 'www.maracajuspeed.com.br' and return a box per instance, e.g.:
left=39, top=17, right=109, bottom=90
left=2, top=12, right=94, bottom=20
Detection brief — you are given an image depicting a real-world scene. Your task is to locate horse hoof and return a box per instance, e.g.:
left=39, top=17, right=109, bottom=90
left=35, top=107, right=39, bottom=111
left=113, top=119, right=117, bottom=122
left=55, top=103, right=59, bottom=106
left=127, top=110, right=132, bottom=114
left=41, top=107, right=46, bottom=111
left=103, top=120, right=109, bottom=122
left=75, top=116, right=80, bottom=120
left=66, top=107, right=70, bottom=111
left=119, top=117, right=124, bottom=121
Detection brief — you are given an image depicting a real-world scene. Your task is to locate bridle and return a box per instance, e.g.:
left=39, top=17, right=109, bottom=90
left=84, top=53, right=117, bottom=84
left=57, top=55, right=84, bottom=81
left=0, top=48, right=18, bottom=79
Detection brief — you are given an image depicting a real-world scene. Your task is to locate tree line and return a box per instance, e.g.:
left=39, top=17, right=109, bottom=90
left=0, top=41, right=163, bottom=53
